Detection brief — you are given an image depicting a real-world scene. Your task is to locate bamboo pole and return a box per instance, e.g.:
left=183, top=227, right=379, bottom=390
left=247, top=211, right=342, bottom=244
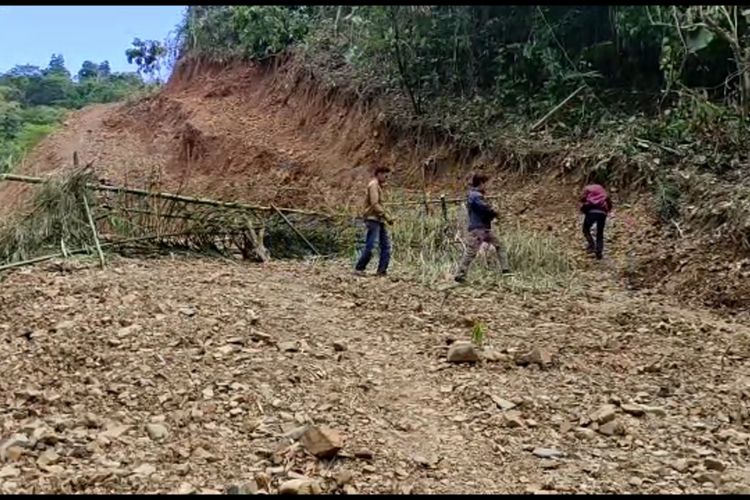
left=0, top=229, right=233, bottom=273
left=82, top=191, right=105, bottom=268
left=530, top=85, right=585, bottom=131
left=0, top=173, right=339, bottom=218
left=271, top=204, right=320, bottom=256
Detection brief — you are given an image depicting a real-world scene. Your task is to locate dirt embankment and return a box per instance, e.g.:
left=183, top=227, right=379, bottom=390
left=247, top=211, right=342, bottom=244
left=0, top=56, right=746, bottom=311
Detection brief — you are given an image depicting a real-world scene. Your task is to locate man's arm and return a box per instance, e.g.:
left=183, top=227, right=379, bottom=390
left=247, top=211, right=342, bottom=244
left=368, top=182, right=392, bottom=222
left=470, top=192, right=497, bottom=219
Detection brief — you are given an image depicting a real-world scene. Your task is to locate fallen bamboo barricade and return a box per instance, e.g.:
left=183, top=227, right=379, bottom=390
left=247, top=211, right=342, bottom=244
left=0, top=160, right=496, bottom=271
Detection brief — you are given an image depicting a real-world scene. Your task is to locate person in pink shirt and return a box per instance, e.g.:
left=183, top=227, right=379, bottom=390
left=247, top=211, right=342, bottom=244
left=579, top=180, right=613, bottom=260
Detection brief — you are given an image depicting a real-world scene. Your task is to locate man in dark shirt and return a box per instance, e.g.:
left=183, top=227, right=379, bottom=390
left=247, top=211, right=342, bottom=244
left=454, top=173, right=511, bottom=283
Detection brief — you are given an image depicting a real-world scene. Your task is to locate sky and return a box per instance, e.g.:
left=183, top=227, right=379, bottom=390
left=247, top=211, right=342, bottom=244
left=0, top=6, right=185, bottom=77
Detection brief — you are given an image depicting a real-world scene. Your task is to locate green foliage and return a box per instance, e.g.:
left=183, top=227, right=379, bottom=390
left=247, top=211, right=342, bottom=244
left=0, top=53, right=147, bottom=173
left=126, top=38, right=167, bottom=78
left=471, top=322, right=487, bottom=347
left=180, top=6, right=312, bottom=62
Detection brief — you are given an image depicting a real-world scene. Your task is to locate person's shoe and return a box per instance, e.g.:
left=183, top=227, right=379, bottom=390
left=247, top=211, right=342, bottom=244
left=375, top=271, right=387, bottom=277
left=353, top=270, right=367, bottom=277
left=595, top=253, right=603, bottom=260
left=454, top=275, right=466, bottom=284
left=585, top=246, right=595, bottom=254
left=501, top=269, right=514, bottom=276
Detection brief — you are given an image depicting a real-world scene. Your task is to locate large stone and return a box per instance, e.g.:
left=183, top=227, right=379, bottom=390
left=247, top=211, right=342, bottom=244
left=447, top=342, right=479, bottom=363
left=590, top=404, right=617, bottom=425
left=621, top=404, right=645, bottom=417
left=0, top=435, right=30, bottom=462
left=532, top=447, right=564, bottom=459
left=279, top=479, right=321, bottom=495
left=704, top=458, right=727, bottom=472
left=641, top=405, right=667, bottom=418
left=597, top=419, right=626, bottom=436
left=489, top=394, right=517, bottom=411
left=226, top=481, right=259, bottom=495
left=300, top=426, right=343, bottom=459
left=278, top=342, right=299, bottom=353
left=146, top=423, right=169, bottom=441
left=0, top=465, right=20, bottom=478
left=502, top=411, right=525, bottom=428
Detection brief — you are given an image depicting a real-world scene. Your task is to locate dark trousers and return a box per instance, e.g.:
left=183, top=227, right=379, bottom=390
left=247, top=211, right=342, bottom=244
left=583, top=211, right=606, bottom=259
left=355, top=220, right=391, bottom=274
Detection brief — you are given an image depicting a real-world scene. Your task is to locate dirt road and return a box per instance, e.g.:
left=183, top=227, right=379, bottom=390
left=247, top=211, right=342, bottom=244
left=1, top=256, right=749, bottom=493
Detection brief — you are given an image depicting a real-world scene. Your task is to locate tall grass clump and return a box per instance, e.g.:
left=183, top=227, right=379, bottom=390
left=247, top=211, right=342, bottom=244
left=348, top=198, right=575, bottom=291
left=0, top=169, right=96, bottom=264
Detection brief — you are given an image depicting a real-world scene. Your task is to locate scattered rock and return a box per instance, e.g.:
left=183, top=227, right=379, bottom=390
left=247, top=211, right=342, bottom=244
left=502, top=410, right=525, bottom=428
left=482, top=349, right=509, bottom=362
left=279, top=478, right=321, bottom=495
left=447, top=342, right=479, bottom=363
left=628, top=476, right=643, bottom=487
left=598, top=419, right=626, bottom=436
left=641, top=405, right=667, bottom=418
left=37, top=450, right=59, bottom=467
left=621, top=404, right=645, bottom=417
left=335, top=470, right=353, bottom=486
left=175, top=483, right=196, bottom=495
left=4, top=447, right=23, bottom=462
left=532, top=448, right=564, bottom=459
left=354, top=449, right=374, bottom=460
left=283, top=425, right=310, bottom=441
left=332, top=341, right=348, bottom=352
left=132, top=463, right=156, bottom=476
left=704, top=458, right=726, bottom=472
left=590, top=404, right=617, bottom=425
left=669, top=459, right=690, bottom=473
left=574, top=428, right=596, bottom=440
left=515, top=348, right=554, bottom=368
left=100, top=424, right=130, bottom=440
left=489, top=394, right=517, bottom=411
left=693, top=471, right=722, bottom=486
left=0, top=465, right=20, bottom=478
left=278, top=342, right=299, bottom=353
left=300, top=426, right=343, bottom=459
left=145, top=423, right=169, bottom=441
left=226, top=481, right=258, bottom=494
left=0, top=435, right=30, bottom=461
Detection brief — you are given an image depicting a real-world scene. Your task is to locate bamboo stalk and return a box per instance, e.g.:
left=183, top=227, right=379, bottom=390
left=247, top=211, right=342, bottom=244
left=271, top=204, right=320, bottom=256
left=82, top=192, right=105, bottom=268
left=530, top=85, right=585, bottom=131
left=0, top=173, right=339, bottom=218
left=0, top=230, right=222, bottom=273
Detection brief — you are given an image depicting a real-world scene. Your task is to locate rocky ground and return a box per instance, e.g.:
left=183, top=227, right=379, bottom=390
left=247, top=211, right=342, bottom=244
left=1, top=255, right=749, bottom=494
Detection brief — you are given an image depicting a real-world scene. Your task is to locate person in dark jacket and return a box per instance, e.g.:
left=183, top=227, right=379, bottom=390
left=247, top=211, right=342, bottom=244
left=579, top=180, right=613, bottom=260
left=454, top=173, right=511, bottom=283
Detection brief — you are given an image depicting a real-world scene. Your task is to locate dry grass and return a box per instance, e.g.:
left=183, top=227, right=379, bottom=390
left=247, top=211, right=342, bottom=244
left=0, top=169, right=95, bottom=263
left=347, top=199, right=576, bottom=292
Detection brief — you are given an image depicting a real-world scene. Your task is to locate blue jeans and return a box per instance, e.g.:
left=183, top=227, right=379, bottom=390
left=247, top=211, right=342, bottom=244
left=355, top=220, right=391, bottom=274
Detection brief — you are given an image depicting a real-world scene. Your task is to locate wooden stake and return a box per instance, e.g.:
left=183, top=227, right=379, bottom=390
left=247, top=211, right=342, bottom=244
left=82, top=191, right=105, bottom=268
left=271, top=204, right=320, bottom=256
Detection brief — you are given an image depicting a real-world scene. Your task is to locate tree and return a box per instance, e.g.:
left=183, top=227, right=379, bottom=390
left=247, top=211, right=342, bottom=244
left=6, top=65, right=42, bottom=79
left=25, top=73, right=73, bottom=106
left=125, top=38, right=167, bottom=79
left=78, top=60, right=99, bottom=81
left=46, top=54, right=70, bottom=78
left=97, top=60, right=112, bottom=79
